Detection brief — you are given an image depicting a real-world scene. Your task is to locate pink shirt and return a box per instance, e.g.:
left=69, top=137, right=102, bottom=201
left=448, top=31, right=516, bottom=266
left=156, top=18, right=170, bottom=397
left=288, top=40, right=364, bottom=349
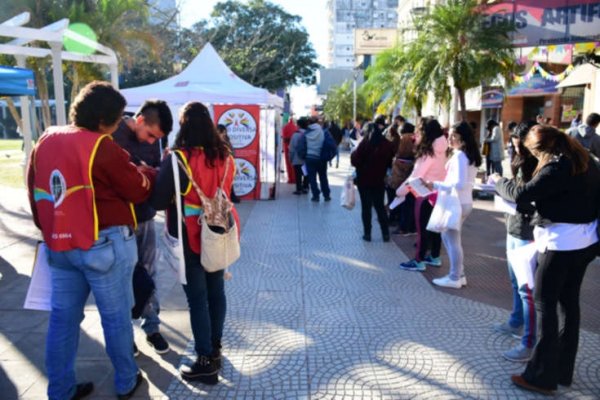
left=396, top=135, right=448, bottom=197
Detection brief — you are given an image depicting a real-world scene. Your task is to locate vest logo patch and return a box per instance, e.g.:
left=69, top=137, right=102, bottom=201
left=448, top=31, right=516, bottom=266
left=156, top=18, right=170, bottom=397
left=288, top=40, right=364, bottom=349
left=49, top=170, right=67, bottom=207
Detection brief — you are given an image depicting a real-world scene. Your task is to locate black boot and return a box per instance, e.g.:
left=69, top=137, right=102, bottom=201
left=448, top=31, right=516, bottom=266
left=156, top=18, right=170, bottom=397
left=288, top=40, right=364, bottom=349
left=180, top=355, right=219, bottom=385
left=70, top=382, right=93, bottom=400
left=211, top=342, right=222, bottom=370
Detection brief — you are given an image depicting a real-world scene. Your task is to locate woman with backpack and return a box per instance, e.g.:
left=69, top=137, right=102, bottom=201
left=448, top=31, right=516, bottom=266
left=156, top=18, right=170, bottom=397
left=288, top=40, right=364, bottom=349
left=150, top=102, right=238, bottom=385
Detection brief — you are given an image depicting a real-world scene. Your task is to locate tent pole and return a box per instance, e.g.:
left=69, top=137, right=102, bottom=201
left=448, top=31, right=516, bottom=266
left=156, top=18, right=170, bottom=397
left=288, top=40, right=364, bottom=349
left=49, top=42, right=66, bottom=125
left=15, top=55, right=34, bottom=182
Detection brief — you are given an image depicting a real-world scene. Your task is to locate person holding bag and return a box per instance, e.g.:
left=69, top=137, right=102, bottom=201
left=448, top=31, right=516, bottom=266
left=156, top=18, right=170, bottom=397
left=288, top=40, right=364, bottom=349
left=492, top=125, right=600, bottom=395
left=396, top=117, right=448, bottom=271
left=150, top=102, right=239, bottom=385
left=492, top=122, right=538, bottom=363
left=423, top=122, right=481, bottom=288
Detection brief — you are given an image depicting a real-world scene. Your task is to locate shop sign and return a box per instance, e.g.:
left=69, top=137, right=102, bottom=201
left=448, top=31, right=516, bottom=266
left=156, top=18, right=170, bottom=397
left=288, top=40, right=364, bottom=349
left=354, top=29, right=399, bottom=55
left=484, top=0, right=600, bottom=47
left=508, top=74, right=559, bottom=96
left=482, top=87, right=505, bottom=108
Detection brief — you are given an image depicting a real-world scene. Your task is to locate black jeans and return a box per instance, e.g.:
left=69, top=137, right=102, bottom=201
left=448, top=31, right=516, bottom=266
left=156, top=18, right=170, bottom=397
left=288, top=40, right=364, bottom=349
left=399, top=193, right=416, bottom=233
left=522, top=243, right=597, bottom=389
left=305, top=158, right=330, bottom=199
left=358, top=186, right=389, bottom=238
left=293, top=164, right=309, bottom=192
left=415, top=195, right=441, bottom=261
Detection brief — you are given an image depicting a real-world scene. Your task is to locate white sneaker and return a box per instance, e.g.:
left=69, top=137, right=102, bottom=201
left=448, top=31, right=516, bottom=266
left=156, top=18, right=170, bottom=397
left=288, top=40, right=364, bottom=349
left=432, top=275, right=463, bottom=289
left=460, top=276, right=467, bottom=286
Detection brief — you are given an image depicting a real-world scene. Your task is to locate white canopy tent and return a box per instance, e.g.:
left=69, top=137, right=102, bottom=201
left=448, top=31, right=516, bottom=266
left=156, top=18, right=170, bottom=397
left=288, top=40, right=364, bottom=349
left=121, top=43, right=283, bottom=109
left=122, top=43, right=284, bottom=200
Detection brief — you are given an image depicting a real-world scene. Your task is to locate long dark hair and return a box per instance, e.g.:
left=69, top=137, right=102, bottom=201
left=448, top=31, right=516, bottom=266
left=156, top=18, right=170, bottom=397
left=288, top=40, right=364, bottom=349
left=415, top=117, right=443, bottom=159
left=510, top=123, right=537, bottom=183
left=452, top=121, right=482, bottom=167
left=174, top=102, right=230, bottom=167
left=364, top=122, right=384, bottom=146
left=525, top=125, right=589, bottom=176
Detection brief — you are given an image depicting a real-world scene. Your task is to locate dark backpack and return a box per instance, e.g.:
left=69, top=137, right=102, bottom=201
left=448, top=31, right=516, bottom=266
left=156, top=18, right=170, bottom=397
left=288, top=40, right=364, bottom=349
left=297, top=130, right=309, bottom=159
left=320, top=131, right=338, bottom=162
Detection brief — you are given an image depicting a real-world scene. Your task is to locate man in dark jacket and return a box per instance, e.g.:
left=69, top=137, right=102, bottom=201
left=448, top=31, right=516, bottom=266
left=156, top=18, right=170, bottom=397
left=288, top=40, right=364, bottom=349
left=112, top=100, right=173, bottom=356
left=567, top=112, right=600, bottom=159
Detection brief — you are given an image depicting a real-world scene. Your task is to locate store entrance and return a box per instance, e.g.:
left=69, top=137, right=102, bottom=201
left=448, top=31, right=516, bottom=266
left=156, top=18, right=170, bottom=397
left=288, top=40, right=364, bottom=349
left=523, top=97, right=545, bottom=123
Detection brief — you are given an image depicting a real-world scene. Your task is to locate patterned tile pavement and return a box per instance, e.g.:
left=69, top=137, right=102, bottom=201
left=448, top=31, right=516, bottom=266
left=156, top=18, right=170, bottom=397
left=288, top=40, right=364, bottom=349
left=164, top=157, right=600, bottom=399
left=1, top=151, right=598, bottom=399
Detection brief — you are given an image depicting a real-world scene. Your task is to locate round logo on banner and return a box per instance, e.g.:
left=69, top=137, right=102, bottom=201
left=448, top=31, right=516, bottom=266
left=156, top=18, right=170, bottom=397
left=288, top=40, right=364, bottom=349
left=217, top=109, right=257, bottom=149
left=234, top=158, right=257, bottom=196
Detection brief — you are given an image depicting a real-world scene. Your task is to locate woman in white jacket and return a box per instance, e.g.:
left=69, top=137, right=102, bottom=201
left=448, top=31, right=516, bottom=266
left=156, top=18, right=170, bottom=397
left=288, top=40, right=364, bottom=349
left=425, top=121, right=482, bottom=288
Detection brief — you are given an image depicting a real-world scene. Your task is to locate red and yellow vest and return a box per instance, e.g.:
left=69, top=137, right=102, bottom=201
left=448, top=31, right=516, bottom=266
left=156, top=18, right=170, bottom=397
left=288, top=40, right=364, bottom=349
left=32, top=127, right=133, bottom=251
left=176, top=149, right=239, bottom=254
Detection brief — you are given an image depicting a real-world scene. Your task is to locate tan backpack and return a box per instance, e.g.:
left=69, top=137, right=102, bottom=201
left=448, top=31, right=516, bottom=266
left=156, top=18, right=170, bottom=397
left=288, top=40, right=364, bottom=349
left=176, top=155, right=240, bottom=271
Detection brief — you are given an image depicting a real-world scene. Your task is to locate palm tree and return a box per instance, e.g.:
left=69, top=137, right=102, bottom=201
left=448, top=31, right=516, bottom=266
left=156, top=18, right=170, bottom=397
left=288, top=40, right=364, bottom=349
left=404, top=0, right=517, bottom=120
left=362, top=46, right=427, bottom=117
left=323, top=81, right=369, bottom=125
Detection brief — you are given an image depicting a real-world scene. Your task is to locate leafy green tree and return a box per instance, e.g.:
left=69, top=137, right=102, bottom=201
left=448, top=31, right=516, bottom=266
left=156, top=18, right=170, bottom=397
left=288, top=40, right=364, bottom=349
left=1, top=0, right=157, bottom=127
left=197, top=0, right=319, bottom=91
left=406, top=0, right=517, bottom=120
left=323, top=81, right=369, bottom=125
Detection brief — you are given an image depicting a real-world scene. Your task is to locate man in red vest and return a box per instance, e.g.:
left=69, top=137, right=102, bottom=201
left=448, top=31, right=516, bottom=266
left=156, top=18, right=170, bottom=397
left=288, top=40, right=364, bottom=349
left=282, top=115, right=298, bottom=184
left=27, top=81, right=156, bottom=400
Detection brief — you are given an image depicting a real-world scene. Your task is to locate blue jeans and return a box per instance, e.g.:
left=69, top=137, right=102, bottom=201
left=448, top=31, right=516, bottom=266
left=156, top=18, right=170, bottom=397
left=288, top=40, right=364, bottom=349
left=182, top=254, right=226, bottom=357
left=134, top=220, right=161, bottom=335
left=46, top=225, right=139, bottom=399
left=305, top=158, right=330, bottom=199
left=506, top=234, right=536, bottom=348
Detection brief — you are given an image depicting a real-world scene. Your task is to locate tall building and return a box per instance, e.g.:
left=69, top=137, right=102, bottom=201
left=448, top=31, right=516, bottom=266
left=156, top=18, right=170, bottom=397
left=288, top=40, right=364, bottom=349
left=397, top=0, right=444, bottom=43
left=327, top=0, right=399, bottom=68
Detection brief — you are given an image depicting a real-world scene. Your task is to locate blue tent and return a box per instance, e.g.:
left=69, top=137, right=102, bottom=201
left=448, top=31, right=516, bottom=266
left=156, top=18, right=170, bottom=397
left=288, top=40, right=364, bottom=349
left=0, top=65, right=35, bottom=96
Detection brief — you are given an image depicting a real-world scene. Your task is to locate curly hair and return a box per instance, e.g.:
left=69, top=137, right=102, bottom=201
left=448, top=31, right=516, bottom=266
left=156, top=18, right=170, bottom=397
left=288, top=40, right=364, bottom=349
left=69, top=81, right=125, bottom=132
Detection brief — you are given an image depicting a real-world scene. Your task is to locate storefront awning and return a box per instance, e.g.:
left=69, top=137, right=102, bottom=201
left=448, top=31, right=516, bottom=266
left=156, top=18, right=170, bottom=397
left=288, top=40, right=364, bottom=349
left=556, top=64, right=598, bottom=89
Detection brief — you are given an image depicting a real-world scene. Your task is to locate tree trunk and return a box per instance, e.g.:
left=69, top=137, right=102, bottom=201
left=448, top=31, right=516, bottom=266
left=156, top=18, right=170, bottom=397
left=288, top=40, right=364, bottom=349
left=4, top=97, right=23, bottom=137
left=456, top=86, right=467, bottom=121
left=34, top=65, right=52, bottom=130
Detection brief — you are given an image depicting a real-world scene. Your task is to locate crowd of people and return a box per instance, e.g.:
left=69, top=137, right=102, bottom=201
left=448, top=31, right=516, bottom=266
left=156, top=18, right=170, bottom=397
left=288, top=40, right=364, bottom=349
left=25, top=78, right=599, bottom=398
left=282, top=110, right=600, bottom=397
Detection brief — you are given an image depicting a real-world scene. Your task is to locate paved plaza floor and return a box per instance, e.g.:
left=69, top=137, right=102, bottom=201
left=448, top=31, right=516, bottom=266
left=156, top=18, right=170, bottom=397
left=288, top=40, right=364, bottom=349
left=0, top=153, right=599, bottom=399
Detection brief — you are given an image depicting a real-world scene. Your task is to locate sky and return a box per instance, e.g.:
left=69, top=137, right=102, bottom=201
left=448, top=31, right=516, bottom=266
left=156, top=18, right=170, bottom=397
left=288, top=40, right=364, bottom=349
left=178, top=0, right=327, bottom=115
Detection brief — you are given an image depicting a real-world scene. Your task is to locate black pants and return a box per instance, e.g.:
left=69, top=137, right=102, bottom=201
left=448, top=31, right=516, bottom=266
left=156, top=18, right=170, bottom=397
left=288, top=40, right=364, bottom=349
left=358, top=186, right=389, bottom=238
left=522, top=243, right=597, bottom=390
left=293, top=164, right=309, bottom=192
left=415, top=196, right=441, bottom=261
left=399, top=193, right=416, bottom=233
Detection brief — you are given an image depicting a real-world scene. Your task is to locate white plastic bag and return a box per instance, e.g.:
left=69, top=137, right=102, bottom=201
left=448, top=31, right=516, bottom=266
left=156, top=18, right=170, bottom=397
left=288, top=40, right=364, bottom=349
left=340, top=175, right=356, bottom=210
left=426, top=190, right=461, bottom=232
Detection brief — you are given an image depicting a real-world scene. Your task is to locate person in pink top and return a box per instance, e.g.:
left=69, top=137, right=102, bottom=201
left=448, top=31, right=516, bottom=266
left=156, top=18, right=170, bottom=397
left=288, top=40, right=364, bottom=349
left=396, top=117, right=448, bottom=272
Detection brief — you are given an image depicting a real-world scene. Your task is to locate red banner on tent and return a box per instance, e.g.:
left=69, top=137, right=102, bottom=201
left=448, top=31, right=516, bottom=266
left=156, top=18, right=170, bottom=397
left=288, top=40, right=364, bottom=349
left=213, top=105, right=261, bottom=200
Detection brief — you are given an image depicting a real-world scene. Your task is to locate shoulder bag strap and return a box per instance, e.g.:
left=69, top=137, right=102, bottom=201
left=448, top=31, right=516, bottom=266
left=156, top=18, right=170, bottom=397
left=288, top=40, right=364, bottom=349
left=170, top=153, right=186, bottom=285
left=176, top=157, right=209, bottom=203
